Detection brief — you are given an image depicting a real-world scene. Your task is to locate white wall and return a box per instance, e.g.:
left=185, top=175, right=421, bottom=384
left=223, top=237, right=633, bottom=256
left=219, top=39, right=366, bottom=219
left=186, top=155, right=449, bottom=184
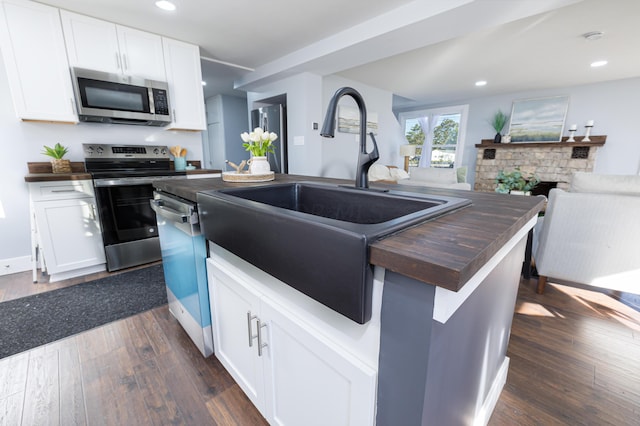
left=396, top=77, right=640, bottom=186
left=321, top=75, right=403, bottom=180
left=0, top=54, right=203, bottom=272
left=246, top=72, right=402, bottom=180
left=247, top=72, right=324, bottom=176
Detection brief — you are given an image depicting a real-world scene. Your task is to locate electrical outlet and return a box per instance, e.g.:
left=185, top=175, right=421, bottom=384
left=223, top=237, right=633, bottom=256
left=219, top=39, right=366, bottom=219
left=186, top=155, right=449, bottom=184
left=312, top=122, right=318, bottom=130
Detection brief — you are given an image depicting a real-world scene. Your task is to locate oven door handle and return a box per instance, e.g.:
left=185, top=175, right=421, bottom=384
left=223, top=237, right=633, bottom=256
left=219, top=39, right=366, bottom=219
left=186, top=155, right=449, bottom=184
left=150, top=199, right=190, bottom=223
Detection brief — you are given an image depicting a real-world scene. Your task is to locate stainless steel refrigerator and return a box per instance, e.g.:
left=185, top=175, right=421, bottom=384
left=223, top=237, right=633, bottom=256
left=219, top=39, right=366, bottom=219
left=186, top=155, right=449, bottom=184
left=251, top=105, right=287, bottom=173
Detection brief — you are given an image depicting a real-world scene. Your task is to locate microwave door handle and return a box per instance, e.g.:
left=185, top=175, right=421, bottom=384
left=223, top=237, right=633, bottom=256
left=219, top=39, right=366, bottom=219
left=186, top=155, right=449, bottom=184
left=150, top=199, right=189, bottom=223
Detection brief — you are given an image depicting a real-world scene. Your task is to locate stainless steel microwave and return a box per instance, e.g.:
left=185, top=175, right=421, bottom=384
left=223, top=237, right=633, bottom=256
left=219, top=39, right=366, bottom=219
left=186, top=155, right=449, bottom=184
left=71, top=67, right=171, bottom=126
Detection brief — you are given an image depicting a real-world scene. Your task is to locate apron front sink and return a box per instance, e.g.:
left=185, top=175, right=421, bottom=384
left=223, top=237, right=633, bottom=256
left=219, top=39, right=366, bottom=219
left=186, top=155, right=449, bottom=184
left=198, top=182, right=470, bottom=323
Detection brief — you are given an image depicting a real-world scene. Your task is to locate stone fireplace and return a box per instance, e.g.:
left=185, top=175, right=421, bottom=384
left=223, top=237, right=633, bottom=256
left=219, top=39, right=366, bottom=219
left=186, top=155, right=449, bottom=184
left=473, top=136, right=606, bottom=193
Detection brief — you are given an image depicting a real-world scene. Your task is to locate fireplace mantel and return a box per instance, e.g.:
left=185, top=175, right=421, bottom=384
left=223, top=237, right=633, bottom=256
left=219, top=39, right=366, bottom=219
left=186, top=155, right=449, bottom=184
left=473, top=135, right=607, bottom=192
left=475, top=135, right=606, bottom=149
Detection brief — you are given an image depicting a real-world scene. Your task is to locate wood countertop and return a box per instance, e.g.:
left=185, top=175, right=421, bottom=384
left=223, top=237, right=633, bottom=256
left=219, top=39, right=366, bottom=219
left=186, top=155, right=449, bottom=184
left=24, top=165, right=221, bottom=182
left=154, top=174, right=544, bottom=292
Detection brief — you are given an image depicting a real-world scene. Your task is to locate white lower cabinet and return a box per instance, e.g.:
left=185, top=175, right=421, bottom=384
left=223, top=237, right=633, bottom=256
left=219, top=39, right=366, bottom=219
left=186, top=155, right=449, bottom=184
left=29, top=180, right=106, bottom=281
left=207, top=255, right=377, bottom=425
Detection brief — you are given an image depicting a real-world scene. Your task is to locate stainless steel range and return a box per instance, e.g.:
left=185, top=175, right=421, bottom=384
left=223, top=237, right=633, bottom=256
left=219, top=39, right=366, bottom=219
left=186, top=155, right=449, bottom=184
left=83, top=143, right=186, bottom=271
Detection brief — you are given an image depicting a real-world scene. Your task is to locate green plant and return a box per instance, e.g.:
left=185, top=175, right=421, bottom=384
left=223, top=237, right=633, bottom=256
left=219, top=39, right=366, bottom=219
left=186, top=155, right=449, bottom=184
left=41, top=143, right=69, bottom=159
left=495, top=167, right=540, bottom=193
left=490, top=110, right=509, bottom=134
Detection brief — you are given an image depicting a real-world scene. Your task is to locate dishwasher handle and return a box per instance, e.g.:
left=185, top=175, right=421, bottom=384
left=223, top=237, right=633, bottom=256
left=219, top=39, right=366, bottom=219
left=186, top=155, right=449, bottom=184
left=150, top=199, right=191, bottom=224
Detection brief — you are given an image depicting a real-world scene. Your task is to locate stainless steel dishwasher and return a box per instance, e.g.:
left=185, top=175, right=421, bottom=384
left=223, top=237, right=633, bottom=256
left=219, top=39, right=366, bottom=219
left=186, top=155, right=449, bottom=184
left=150, top=190, right=213, bottom=357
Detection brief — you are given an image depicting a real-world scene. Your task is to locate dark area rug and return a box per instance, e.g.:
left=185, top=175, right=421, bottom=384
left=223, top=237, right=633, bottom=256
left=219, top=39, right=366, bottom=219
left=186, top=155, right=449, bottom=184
left=0, top=264, right=167, bottom=359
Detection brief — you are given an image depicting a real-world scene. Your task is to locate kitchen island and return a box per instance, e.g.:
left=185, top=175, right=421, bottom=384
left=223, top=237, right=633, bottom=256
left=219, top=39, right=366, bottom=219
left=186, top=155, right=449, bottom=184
left=153, top=174, right=543, bottom=426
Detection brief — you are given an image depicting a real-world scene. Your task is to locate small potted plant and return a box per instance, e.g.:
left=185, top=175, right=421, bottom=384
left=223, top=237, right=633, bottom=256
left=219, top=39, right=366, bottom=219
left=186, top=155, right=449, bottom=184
left=495, top=167, right=540, bottom=195
left=240, top=127, right=278, bottom=174
left=42, top=143, right=71, bottom=174
left=490, top=110, right=509, bottom=144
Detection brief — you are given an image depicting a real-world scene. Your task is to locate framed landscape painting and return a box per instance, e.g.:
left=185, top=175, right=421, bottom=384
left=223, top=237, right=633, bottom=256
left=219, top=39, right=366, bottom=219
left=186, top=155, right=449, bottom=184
left=508, top=96, right=569, bottom=142
left=337, top=105, right=378, bottom=134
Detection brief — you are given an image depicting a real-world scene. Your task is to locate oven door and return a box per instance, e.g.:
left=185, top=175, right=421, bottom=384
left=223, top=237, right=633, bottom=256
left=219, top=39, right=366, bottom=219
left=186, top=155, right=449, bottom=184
left=93, top=176, right=161, bottom=271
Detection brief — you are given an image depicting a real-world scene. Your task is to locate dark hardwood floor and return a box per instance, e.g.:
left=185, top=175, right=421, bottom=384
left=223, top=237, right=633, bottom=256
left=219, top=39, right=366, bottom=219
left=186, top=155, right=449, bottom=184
left=0, top=267, right=268, bottom=426
left=1, top=268, right=639, bottom=425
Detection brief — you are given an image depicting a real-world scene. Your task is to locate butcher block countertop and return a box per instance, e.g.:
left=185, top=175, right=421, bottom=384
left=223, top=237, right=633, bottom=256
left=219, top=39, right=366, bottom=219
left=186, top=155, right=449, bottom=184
left=153, top=174, right=544, bottom=292
left=24, top=161, right=221, bottom=182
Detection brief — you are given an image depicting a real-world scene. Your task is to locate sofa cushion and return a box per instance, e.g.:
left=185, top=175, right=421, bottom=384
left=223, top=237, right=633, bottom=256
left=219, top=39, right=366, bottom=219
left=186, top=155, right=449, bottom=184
left=400, top=180, right=471, bottom=190
left=409, top=167, right=457, bottom=185
left=570, top=172, right=640, bottom=195
left=389, top=167, right=410, bottom=181
left=368, top=164, right=392, bottom=181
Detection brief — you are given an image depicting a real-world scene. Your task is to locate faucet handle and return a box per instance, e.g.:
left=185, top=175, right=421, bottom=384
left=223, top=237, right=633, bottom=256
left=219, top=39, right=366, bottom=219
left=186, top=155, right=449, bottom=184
left=368, top=132, right=380, bottom=162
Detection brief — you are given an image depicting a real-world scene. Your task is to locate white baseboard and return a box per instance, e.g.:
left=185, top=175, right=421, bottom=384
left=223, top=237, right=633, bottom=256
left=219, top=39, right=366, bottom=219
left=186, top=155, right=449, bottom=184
left=0, top=255, right=32, bottom=276
left=474, top=356, right=510, bottom=426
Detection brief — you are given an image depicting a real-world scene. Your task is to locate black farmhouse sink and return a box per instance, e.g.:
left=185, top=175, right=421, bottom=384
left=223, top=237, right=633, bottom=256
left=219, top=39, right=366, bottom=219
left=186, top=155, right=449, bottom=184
left=198, top=182, right=470, bottom=323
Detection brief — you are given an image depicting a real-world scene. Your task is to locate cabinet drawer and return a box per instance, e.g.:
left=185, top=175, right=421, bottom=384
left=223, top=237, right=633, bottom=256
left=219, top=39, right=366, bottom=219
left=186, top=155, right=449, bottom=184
left=29, top=180, right=95, bottom=201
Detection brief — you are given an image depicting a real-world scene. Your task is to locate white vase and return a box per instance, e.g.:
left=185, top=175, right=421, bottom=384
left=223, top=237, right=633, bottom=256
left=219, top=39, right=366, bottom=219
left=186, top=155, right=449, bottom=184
left=509, top=190, right=531, bottom=196
left=248, top=156, right=270, bottom=174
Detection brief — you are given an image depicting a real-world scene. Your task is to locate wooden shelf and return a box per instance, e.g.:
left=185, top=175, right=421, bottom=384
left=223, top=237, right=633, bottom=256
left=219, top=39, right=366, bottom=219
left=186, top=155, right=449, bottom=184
left=476, top=135, right=606, bottom=148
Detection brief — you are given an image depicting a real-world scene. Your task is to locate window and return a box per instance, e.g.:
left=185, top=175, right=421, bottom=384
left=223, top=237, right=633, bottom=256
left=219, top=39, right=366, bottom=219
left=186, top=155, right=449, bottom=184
left=399, top=105, right=468, bottom=169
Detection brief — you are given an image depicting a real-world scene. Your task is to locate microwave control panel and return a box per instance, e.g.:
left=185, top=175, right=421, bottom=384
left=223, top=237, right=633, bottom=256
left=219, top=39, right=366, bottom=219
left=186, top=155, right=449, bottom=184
left=152, top=89, right=170, bottom=116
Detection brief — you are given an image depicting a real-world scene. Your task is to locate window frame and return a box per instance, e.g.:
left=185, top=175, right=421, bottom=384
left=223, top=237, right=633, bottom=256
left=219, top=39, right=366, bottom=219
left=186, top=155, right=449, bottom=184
left=399, top=104, right=469, bottom=169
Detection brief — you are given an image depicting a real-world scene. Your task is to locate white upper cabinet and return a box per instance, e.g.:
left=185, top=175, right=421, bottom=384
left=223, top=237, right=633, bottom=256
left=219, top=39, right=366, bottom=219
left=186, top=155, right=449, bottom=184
left=61, top=10, right=166, bottom=81
left=0, top=0, right=77, bottom=122
left=162, top=37, right=206, bottom=131
left=115, top=26, right=166, bottom=81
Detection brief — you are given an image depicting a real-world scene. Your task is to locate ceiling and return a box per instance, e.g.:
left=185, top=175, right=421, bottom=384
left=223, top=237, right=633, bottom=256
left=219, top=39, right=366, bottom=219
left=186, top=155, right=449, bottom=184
left=36, top=0, right=640, bottom=105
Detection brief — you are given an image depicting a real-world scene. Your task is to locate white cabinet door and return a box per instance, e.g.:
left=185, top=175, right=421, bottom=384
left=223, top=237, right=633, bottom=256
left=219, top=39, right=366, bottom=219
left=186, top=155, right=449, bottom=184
left=261, top=300, right=377, bottom=426
left=209, top=263, right=266, bottom=413
left=0, top=0, right=77, bottom=122
left=207, top=256, right=377, bottom=425
left=61, top=11, right=165, bottom=81
left=60, top=10, right=121, bottom=74
left=162, top=37, right=206, bottom=131
left=117, top=26, right=166, bottom=81
left=33, top=197, right=106, bottom=275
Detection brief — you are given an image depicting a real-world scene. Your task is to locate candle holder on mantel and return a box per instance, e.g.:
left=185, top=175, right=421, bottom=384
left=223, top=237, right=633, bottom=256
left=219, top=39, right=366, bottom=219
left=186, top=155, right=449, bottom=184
left=583, top=124, right=594, bottom=142
left=566, top=128, right=577, bottom=142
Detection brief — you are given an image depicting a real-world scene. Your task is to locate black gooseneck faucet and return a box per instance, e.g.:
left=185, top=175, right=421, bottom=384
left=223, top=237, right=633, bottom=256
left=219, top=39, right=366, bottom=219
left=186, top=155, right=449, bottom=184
left=320, top=87, right=380, bottom=189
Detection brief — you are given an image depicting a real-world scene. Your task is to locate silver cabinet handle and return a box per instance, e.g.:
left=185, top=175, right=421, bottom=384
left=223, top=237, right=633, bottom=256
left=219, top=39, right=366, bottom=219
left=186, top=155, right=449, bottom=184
left=115, top=52, right=121, bottom=70
left=247, top=311, right=258, bottom=347
left=122, top=54, right=128, bottom=71
left=257, top=319, right=268, bottom=357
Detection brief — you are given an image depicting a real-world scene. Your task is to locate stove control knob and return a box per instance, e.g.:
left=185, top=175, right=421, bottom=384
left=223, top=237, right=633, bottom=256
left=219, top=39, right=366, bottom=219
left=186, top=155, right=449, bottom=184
left=160, top=148, right=167, bottom=155
left=96, top=147, right=104, bottom=155
left=85, top=146, right=94, bottom=155
left=153, top=148, right=159, bottom=155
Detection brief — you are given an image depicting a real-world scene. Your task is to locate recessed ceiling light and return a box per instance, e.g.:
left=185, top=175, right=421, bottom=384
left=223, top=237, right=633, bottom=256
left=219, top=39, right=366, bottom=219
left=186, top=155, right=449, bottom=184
left=201, top=81, right=207, bottom=86
left=155, top=1, right=176, bottom=11
left=590, top=60, right=608, bottom=67
left=475, top=80, right=487, bottom=87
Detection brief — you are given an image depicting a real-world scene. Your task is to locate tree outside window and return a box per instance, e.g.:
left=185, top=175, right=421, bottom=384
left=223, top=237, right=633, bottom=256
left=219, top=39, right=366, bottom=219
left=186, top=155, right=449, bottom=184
left=404, top=120, right=424, bottom=167
left=431, top=115, right=460, bottom=168
left=401, top=105, right=468, bottom=169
